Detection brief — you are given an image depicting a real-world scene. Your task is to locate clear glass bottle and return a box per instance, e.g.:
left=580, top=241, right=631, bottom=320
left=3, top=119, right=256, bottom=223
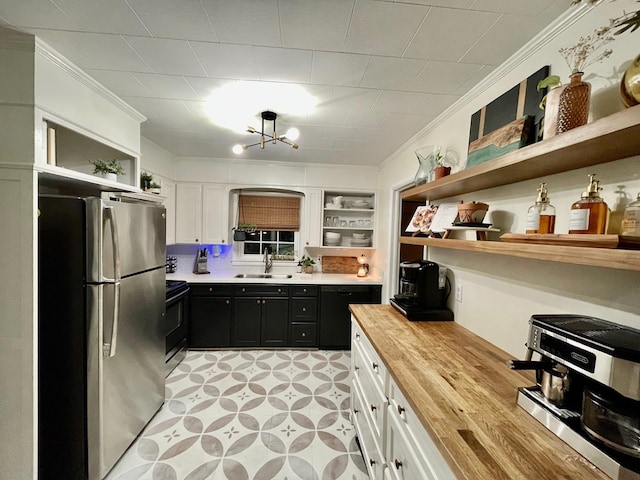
left=621, top=193, right=640, bottom=237
left=569, top=174, right=609, bottom=234
left=526, top=183, right=556, bottom=234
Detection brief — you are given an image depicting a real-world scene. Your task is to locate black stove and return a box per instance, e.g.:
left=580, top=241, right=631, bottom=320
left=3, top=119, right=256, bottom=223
left=166, top=280, right=188, bottom=298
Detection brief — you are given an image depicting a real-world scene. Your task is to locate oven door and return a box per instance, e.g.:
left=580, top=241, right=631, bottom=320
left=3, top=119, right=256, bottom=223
left=166, top=286, right=189, bottom=376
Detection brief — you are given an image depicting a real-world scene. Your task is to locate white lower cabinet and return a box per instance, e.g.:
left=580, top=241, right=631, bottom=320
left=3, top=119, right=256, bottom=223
left=351, top=376, right=387, bottom=480
left=351, top=317, right=457, bottom=480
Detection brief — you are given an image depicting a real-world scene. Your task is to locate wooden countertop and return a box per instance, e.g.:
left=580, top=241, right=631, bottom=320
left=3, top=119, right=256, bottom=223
left=350, top=304, right=608, bottom=480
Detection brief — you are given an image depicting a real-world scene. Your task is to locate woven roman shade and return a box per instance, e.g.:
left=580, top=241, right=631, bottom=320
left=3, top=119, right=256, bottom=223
left=238, top=195, right=301, bottom=231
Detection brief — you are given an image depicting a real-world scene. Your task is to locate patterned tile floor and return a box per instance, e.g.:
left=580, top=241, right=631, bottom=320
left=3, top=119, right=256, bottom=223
left=106, top=350, right=369, bottom=480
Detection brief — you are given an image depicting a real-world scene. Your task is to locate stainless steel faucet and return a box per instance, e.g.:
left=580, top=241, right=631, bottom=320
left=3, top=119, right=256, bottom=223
left=264, top=247, right=272, bottom=273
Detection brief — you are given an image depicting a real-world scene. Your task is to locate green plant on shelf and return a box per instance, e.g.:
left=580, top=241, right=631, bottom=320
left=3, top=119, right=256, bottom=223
left=91, top=158, right=125, bottom=176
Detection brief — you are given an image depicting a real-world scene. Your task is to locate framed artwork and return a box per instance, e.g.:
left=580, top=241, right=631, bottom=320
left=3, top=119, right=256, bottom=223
left=467, top=65, right=549, bottom=167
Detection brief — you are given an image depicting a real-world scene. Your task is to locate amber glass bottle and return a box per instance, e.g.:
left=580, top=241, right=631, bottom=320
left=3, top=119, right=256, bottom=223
left=569, top=174, right=609, bottom=234
left=526, top=183, right=556, bottom=234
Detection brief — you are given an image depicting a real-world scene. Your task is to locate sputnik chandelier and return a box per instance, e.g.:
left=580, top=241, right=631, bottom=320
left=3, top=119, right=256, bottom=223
left=232, top=111, right=300, bottom=155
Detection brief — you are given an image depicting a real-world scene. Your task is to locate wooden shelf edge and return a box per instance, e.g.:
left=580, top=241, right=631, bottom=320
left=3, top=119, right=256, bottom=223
left=402, top=105, right=640, bottom=202
left=399, top=236, right=640, bottom=271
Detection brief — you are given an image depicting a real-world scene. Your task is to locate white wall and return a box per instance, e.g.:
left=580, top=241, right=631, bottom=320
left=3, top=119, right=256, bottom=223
left=377, top=1, right=640, bottom=358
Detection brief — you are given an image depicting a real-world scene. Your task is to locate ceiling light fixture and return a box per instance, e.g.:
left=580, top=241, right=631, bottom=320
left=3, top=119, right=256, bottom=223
left=232, top=111, right=299, bottom=154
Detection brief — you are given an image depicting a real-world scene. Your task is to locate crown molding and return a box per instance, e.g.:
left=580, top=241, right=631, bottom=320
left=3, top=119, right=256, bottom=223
left=381, top=3, right=593, bottom=170
left=35, top=38, right=146, bottom=122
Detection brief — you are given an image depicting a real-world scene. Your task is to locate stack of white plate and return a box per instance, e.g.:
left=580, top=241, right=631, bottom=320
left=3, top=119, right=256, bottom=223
left=324, top=231, right=341, bottom=246
left=350, top=237, right=370, bottom=247
left=352, top=200, right=370, bottom=209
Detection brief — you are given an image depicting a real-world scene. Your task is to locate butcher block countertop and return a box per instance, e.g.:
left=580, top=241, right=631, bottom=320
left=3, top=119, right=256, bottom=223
left=349, top=304, right=608, bottom=480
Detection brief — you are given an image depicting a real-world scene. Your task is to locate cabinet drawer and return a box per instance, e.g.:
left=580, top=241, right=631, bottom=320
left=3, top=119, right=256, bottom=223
left=234, top=284, right=289, bottom=296
left=291, top=298, right=317, bottom=321
left=189, top=284, right=233, bottom=296
left=388, top=380, right=455, bottom=480
left=290, top=323, right=317, bottom=346
left=353, top=341, right=387, bottom=444
left=291, top=285, right=317, bottom=297
left=351, top=378, right=386, bottom=480
left=386, top=412, right=432, bottom=480
left=352, top=319, right=387, bottom=392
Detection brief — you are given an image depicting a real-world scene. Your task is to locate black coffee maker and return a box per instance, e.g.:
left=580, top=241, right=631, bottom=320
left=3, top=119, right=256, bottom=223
left=390, top=260, right=453, bottom=321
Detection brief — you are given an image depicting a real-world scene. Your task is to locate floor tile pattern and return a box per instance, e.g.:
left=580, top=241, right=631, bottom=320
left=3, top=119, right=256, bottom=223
left=106, top=350, right=368, bottom=480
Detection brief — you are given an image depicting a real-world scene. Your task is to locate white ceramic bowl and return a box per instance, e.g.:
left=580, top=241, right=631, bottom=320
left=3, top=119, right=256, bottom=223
left=324, top=232, right=341, bottom=240
left=353, top=233, right=366, bottom=239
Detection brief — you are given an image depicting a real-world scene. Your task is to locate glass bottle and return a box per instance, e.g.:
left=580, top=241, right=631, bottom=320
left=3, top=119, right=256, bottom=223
left=526, top=183, right=556, bottom=234
left=621, top=193, right=640, bottom=237
left=556, top=72, right=591, bottom=134
left=569, top=174, right=609, bottom=234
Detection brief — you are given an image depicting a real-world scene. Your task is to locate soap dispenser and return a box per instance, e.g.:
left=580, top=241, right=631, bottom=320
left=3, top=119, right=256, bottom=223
left=569, top=174, right=609, bottom=234
left=621, top=193, right=640, bottom=237
left=526, top=182, right=556, bottom=234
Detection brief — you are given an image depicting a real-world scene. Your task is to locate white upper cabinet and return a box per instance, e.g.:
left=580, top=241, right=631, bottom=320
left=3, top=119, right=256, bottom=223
left=202, top=184, right=229, bottom=244
left=175, top=183, right=229, bottom=244
left=322, top=190, right=376, bottom=248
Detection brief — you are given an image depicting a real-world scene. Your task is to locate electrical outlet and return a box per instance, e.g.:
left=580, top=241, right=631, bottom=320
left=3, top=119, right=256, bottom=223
left=455, top=284, right=463, bottom=303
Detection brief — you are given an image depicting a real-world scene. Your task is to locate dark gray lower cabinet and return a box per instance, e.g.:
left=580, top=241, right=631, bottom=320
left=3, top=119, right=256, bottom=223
left=232, top=297, right=289, bottom=347
left=189, top=285, right=232, bottom=348
left=319, top=285, right=382, bottom=349
left=232, top=285, right=290, bottom=347
left=187, top=282, right=380, bottom=349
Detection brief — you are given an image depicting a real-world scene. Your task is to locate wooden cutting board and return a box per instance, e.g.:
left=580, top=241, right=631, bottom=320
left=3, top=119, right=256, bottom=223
left=500, top=233, right=640, bottom=249
left=322, top=256, right=359, bottom=274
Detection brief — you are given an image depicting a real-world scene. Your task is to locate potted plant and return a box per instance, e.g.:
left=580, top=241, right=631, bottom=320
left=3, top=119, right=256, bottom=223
left=433, top=152, right=451, bottom=180
left=300, top=255, right=316, bottom=274
left=140, top=171, right=153, bottom=191
left=149, top=182, right=161, bottom=194
left=232, top=223, right=257, bottom=241
left=91, top=158, right=125, bottom=182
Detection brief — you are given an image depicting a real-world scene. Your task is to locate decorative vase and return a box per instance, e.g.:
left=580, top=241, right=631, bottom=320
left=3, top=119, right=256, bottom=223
left=303, top=265, right=314, bottom=274
left=556, top=72, right=591, bottom=134
left=433, top=165, right=451, bottom=180
left=414, top=145, right=441, bottom=186
left=620, top=53, right=640, bottom=108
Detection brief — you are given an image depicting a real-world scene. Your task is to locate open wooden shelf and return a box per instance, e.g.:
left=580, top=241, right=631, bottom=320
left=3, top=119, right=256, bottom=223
left=402, top=105, right=640, bottom=202
left=399, top=236, right=640, bottom=271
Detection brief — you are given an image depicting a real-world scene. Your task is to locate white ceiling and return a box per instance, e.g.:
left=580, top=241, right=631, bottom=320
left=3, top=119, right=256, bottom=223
left=0, top=0, right=571, bottom=166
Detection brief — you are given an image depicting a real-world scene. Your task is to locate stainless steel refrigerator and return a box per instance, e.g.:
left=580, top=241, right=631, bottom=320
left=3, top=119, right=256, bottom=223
left=38, top=195, right=166, bottom=479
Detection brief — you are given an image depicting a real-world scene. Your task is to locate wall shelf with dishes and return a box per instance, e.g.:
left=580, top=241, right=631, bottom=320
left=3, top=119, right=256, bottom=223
left=323, top=191, right=375, bottom=248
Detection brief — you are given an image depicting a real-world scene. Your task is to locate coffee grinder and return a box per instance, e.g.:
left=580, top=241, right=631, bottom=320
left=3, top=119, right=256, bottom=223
left=390, top=260, right=453, bottom=321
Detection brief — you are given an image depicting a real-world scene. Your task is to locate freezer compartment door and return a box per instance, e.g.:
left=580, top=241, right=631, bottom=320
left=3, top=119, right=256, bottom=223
left=88, top=268, right=165, bottom=479
left=87, top=198, right=166, bottom=281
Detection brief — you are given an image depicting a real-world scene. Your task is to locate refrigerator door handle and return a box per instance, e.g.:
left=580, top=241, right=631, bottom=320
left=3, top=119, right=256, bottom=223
left=104, top=205, right=122, bottom=357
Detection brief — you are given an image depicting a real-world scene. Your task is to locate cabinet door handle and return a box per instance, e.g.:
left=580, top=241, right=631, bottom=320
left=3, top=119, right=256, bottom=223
left=370, top=404, right=376, bottom=412
left=242, top=288, right=246, bottom=293
left=195, top=238, right=199, bottom=242
left=257, top=299, right=261, bottom=305
left=394, top=459, right=403, bottom=470
left=303, top=288, right=307, bottom=293
left=355, top=333, right=360, bottom=340
left=225, top=299, right=230, bottom=305
left=277, top=288, right=282, bottom=293
left=372, top=362, right=378, bottom=370
left=301, top=332, right=306, bottom=337
left=353, top=408, right=359, bottom=414
left=302, top=307, right=307, bottom=312
left=262, top=299, right=266, bottom=304
left=208, top=287, right=213, bottom=292
left=397, top=405, right=405, bottom=415
left=369, top=458, right=376, bottom=466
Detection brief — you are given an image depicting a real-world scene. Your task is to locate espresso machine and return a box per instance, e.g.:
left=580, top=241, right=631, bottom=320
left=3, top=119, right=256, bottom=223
left=390, top=260, right=453, bottom=321
left=511, top=314, right=640, bottom=480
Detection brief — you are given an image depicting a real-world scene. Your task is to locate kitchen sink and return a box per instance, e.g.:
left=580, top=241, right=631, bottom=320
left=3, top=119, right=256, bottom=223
left=234, top=273, right=293, bottom=279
